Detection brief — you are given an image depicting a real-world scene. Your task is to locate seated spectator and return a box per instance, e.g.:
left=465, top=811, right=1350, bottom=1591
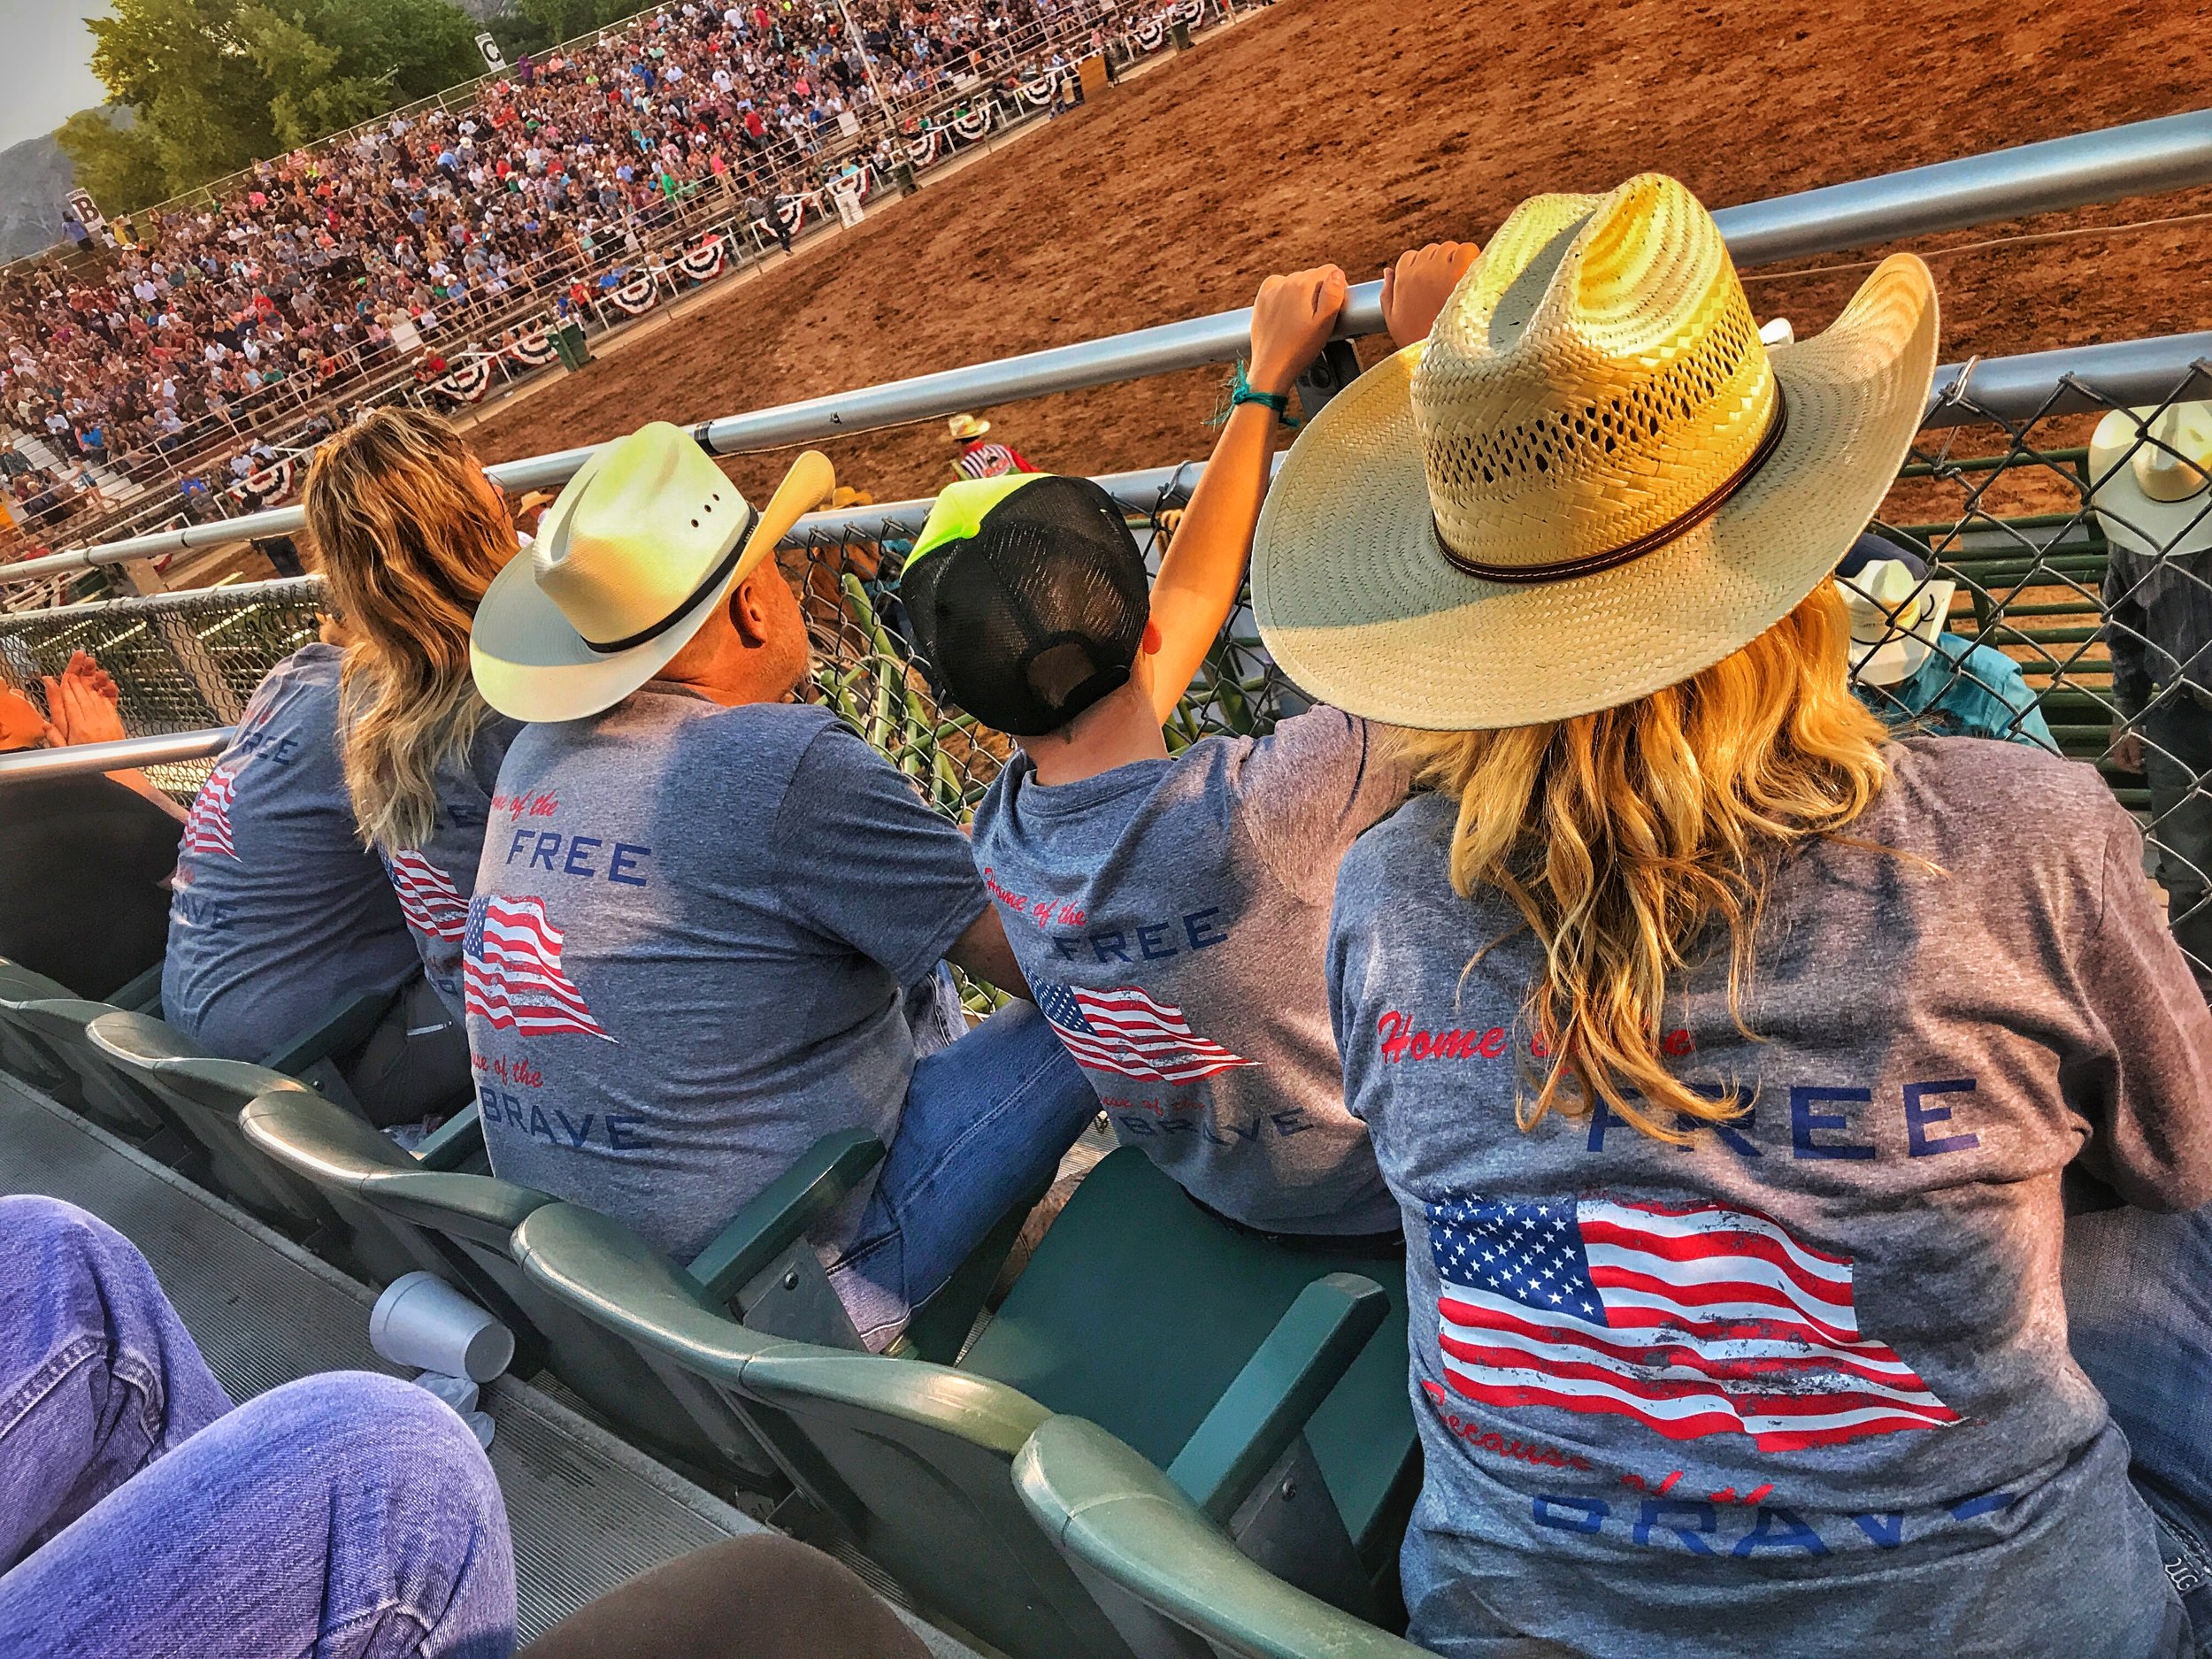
left=1257, top=174, right=2212, bottom=1655
left=162, top=611, right=466, bottom=1127
left=467, top=425, right=1095, bottom=1348
left=0, top=1195, right=511, bottom=1657
left=908, top=254, right=1472, bottom=1239
left=1836, top=534, right=2055, bottom=748
left=304, top=410, right=524, bottom=1029
left=0, top=655, right=182, bottom=998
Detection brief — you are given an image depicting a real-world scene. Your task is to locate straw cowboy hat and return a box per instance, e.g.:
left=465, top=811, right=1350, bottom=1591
left=472, top=422, right=834, bottom=722
left=948, top=413, right=992, bottom=442
left=2088, top=400, right=2212, bottom=563
left=1252, top=173, right=1940, bottom=729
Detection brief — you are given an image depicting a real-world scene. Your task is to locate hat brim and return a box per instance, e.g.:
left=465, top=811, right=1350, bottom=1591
left=2088, top=412, right=2212, bottom=563
left=1252, top=255, right=1940, bottom=730
left=471, top=449, right=835, bottom=724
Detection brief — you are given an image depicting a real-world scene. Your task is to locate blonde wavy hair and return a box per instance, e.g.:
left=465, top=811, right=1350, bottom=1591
left=1396, top=583, right=1898, bottom=1142
left=304, top=409, right=513, bottom=855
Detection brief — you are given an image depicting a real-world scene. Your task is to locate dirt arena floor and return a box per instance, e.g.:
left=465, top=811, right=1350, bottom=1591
left=469, top=0, right=2212, bottom=511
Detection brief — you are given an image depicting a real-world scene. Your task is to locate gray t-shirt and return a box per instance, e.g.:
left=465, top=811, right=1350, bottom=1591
left=164, top=644, right=421, bottom=1060
left=1327, top=738, right=2212, bottom=1659
left=970, top=708, right=1408, bottom=1235
left=379, top=712, right=523, bottom=1023
left=467, top=687, right=987, bottom=1262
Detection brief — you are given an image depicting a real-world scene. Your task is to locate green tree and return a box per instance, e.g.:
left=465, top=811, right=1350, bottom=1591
left=486, top=12, right=554, bottom=63
left=58, top=0, right=484, bottom=204
left=516, top=0, right=645, bottom=48
left=55, top=107, right=170, bottom=216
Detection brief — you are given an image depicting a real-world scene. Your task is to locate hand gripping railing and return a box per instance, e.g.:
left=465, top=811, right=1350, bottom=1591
left=9, top=107, right=2212, bottom=589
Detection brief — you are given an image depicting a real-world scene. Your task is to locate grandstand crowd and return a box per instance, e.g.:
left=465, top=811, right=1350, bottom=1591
left=6, top=171, right=2212, bottom=1659
left=0, top=0, right=1123, bottom=556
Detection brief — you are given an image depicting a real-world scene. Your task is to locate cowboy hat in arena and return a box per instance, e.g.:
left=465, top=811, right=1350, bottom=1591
left=471, top=422, right=834, bottom=722
left=1250, top=172, right=1940, bottom=729
left=948, top=413, right=992, bottom=442
left=2088, top=400, right=2212, bottom=564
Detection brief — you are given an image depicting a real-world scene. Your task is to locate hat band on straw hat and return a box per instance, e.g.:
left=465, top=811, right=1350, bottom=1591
left=577, top=502, right=759, bottom=655
left=1438, top=391, right=1791, bottom=587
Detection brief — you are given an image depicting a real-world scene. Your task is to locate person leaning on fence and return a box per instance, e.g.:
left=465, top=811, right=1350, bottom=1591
left=1255, top=173, right=2212, bottom=1659
left=0, top=655, right=182, bottom=1002
left=465, top=424, right=1096, bottom=1350
left=303, top=409, right=527, bottom=1085
left=902, top=249, right=1470, bottom=1241
left=2094, top=399, right=2212, bottom=1000
left=1834, top=533, right=2055, bottom=749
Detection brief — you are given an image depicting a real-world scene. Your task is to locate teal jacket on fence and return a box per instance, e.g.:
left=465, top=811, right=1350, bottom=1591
left=1857, top=632, right=2057, bottom=750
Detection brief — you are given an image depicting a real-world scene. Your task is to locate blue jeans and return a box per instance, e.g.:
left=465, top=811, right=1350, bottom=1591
left=0, top=1196, right=515, bottom=1658
left=828, top=998, right=1097, bottom=1348
left=2067, top=1202, right=2212, bottom=1654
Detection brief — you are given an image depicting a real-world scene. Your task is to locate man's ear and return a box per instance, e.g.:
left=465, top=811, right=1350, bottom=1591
left=728, top=565, right=776, bottom=647
left=1140, top=618, right=1163, bottom=657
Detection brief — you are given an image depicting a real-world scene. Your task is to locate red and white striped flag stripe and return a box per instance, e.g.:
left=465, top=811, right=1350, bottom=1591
left=389, top=849, right=468, bottom=941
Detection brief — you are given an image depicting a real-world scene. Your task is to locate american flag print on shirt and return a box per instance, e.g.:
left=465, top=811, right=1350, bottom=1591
left=463, top=895, right=613, bottom=1041
left=1034, top=979, right=1256, bottom=1085
left=1428, top=1195, right=1960, bottom=1453
left=389, top=850, right=468, bottom=941
left=180, top=764, right=239, bottom=857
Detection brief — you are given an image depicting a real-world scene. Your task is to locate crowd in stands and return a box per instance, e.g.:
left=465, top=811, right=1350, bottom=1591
left=0, top=0, right=1129, bottom=555
left=9, top=172, right=2212, bottom=1659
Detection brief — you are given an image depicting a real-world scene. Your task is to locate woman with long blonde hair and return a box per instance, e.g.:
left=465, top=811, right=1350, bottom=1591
left=305, top=407, right=521, bottom=1029
left=1256, top=175, right=2212, bottom=1657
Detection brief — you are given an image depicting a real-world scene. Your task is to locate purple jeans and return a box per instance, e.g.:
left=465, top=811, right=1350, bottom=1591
left=0, top=1194, right=515, bottom=1658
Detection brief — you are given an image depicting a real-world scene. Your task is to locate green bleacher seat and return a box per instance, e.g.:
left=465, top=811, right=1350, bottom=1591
left=0, top=958, right=90, bottom=1102
left=1015, top=1415, right=1440, bottom=1659
left=955, top=1149, right=1417, bottom=1583
left=512, top=1149, right=1411, bottom=1659
left=86, top=1010, right=407, bottom=1261
left=0, top=964, right=195, bottom=1153
left=239, top=1083, right=860, bottom=1487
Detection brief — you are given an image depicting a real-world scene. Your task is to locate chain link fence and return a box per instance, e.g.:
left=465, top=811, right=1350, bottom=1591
left=8, top=376, right=2212, bottom=984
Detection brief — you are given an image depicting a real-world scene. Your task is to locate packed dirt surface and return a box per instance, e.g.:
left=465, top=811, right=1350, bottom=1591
left=469, top=0, right=2212, bottom=510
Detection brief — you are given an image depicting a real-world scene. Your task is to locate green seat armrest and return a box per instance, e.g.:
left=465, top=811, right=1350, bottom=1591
left=513, top=1201, right=779, bottom=1382
left=258, top=984, right=403, bottom=1077
left=1015, top=1416, right=1435, bottom=1659
left=240, top=1085, right=415, bottom=1189
left=88, top=1010, right=291, bottom=1098
left=108, top=961, right=165, bottom=1014
left=86, top=1008, right=207, bottom=1068
left=1165, top=1271, right=1388, bottom=1525
left=414, top=1103, right=485, bottom=1171
left=683, top=1129, right=887, bottom=1307
left=0, top=959, right=88, bottom=1008
left=358, top=1169, right=550, bottom=1248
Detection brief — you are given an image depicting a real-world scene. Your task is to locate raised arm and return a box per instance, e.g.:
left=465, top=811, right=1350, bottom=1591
left=1142, top=265, right=1348, bottom=725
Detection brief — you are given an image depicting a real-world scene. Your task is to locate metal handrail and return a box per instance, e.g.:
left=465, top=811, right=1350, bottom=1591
left=11, top=107, right=2212, bottom=588
left=0, top=727, right=234, bottom=780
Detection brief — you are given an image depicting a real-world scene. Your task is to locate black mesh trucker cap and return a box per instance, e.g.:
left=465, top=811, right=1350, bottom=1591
left=899, top=473, right=1150, bottom=736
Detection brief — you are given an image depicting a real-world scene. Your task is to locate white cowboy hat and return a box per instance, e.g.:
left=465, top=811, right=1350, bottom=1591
left=1833, top=549, right=1955, bottom=687
left=1251, top=173, right=1939, bottom=730
left=948, top=413, right=991, bottom=442
left=2088, top=400, right=2212, bottom=563
left=471, top=421, right=833, bottom=723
